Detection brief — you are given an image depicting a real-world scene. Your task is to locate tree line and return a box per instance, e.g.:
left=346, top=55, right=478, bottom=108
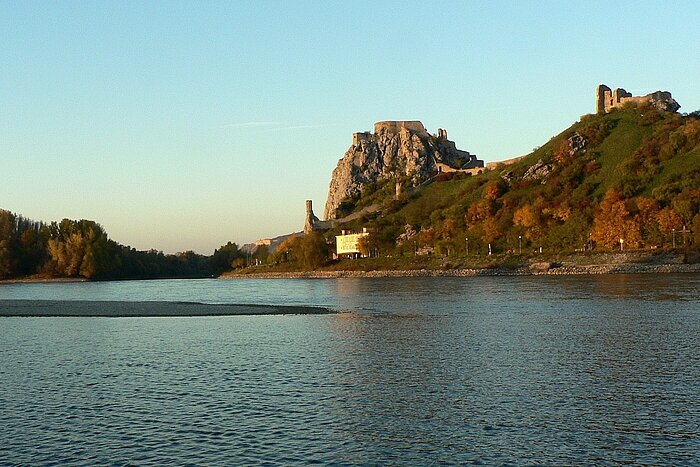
left=0, top=210, right=246, bottom=280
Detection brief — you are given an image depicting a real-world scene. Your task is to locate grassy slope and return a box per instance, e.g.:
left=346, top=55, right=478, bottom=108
left=324, top=106, right=700, bottom=256
left=408, top=109, right=693, bottom=218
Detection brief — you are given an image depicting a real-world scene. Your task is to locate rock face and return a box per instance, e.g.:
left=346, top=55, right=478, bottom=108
left=324, top=121, right=483, bottom=220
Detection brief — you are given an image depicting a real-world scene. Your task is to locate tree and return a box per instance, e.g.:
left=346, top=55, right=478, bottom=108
left=553, top=139, right=573, bottom=166
left=656, top=208, right=683, bottom=245
left=275, top=235, right=301, bottom=263
left=483, top=182, right=501, bottom=201
left=513, top=204, right=541, bottom=240
left=591, top=189, right=642, bottom=249
left=357, top=232, right=382, bottom=258
left=0, top=210, right=14, bottom=278
left=210, top=241, right=243, bottom=274
left=299, top=232, right=328, bottom=270
left=482, top=217, right=501, bottom=245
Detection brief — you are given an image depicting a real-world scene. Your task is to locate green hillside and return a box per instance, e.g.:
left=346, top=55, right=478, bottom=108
left=327, top=103, right=700, bottom=256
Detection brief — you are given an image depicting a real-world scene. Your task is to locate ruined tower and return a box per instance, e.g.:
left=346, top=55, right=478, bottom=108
left=596, top=84, right=680, bottom=114
left=304, top=200, right=317, bottom=235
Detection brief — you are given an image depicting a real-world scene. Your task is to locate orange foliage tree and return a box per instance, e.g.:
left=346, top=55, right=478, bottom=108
left=591, top=189, right=643, bottom=249
left=513, top=204, right=541, bottom=241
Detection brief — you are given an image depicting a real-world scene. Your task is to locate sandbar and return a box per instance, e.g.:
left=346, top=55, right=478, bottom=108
left=0, top=300, right=334, bottom=317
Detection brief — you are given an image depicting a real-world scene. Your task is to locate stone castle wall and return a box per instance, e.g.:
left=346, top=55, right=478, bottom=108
left=374, top=121, right=428, bottom=135
left=596, top=84, right=678, bottom=113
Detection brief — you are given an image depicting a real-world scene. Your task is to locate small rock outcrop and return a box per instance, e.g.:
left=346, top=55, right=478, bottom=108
left=523, top=159, right=553, bottom=182
left=324, top=121, right=483, bottom=220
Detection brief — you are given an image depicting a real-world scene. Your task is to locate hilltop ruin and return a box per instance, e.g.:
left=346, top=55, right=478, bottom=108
left=324, top=120, right=483, bottom=220
left=596, top=84, right=680, bottom=114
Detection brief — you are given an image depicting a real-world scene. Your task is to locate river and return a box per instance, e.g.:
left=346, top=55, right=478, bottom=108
left=1, top=274, right=699, bottom=464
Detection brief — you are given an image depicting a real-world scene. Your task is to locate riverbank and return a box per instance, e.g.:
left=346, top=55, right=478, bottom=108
left=0, top=300, right=334, bottom=317
left=0, top=277, right=87, bottom=284
left=222, top=250, right=700, bottom=279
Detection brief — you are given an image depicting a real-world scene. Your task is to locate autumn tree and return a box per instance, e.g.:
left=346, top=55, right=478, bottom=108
left=513, top=204, right=541, bottom=241
left=45, top=219, right=112, bottom=278
left=553, top=139, right=573, bottom=166
left=591, top=189, right=643, bottom=249
left=656, top=208, right=683, bottom=246
left=275, top=235, right=301, bottom=263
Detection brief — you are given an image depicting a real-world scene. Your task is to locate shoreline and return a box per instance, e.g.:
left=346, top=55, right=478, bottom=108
left=0, top=277, right=88, bottom=284
left=0, top=300, right=334, bottom=317
left=222, top=260, right=700, bottom=279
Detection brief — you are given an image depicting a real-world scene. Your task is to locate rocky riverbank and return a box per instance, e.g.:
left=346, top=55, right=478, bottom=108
left=222, top=250, right=700, bottom=279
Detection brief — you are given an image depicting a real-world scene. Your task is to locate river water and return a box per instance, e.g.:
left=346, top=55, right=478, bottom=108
left=1, top=275, right=699, bottom=465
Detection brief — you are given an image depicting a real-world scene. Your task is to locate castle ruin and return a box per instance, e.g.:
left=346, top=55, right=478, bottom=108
left=304, top=200, right=332, bottom=234
left=596, top=84, right=680, bottom=114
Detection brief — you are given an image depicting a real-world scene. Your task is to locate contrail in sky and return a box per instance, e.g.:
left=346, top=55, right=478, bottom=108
left=220, top=121, right=282, bottom=128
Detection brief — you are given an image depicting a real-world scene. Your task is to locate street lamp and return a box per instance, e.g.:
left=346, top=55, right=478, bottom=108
left=488, top=243, right=492, bottom=256
left=518, top=235, right=522, bottom=254
left=672, top=228, right=676, bottom=248
left=619, top=238, right=624, bottom=251
left=465, top=237, right=469, bottom=256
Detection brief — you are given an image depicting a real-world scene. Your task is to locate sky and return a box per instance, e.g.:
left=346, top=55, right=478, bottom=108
left=2, top=1, right=699, bottom=254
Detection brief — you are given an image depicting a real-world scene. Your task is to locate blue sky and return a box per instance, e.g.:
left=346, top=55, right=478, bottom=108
left=2, top=1, right=699, bottom=253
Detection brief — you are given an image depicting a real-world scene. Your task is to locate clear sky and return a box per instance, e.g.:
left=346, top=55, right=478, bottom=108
left=2, top=1, right=699, bottom=254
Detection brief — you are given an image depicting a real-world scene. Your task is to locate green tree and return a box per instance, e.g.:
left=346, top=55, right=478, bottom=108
left=210, top=241, right=243, bottom=274
left=299, top=232, right=328, bottom=270
left=0, top=210, right=14, bottom=278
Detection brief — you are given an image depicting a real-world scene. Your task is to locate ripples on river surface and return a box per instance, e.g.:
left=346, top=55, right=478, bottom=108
left=1, top=274, right=699, bottom=465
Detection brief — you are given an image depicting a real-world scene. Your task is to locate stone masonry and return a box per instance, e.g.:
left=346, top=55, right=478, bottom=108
left=596, top=84, right=680, bottom=114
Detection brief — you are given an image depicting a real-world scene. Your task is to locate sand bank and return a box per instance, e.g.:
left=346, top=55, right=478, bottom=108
left=0, top=300, right=334, bottom=317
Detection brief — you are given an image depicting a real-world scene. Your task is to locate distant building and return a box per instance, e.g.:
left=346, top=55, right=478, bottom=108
left=335, top=228, right=370, bottom=258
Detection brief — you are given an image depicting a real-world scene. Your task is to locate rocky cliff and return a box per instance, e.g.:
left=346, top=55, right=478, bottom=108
left=323, top=121, right=483, bottom=220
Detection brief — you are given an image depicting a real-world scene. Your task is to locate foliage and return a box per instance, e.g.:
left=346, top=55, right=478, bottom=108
left=210, top=241, right=244, bottom=274
left=299, top=232, right=329, bottom=270
left=0, top=209, right=213, bottom=279
left=325, top=107, right=700, bottom=259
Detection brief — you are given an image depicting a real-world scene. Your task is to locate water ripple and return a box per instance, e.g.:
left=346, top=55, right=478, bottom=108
left=2, top=275, right=700, bottom=464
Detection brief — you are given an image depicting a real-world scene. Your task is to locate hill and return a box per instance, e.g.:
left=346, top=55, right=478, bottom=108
left=320, top=102, right=700, bottom=259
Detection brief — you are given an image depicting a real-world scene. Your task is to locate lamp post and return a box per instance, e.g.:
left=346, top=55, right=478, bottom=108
left=682, top=225, right=687, bottom=247
left=672, top=228, right=676, bottom=248
left=518, top=235, right=522, bottom=254
left=488, top=243, right=492, bottom=256
left=465, top=237, right=469, bottom=256
left=619, top=238, right=624, bottom=251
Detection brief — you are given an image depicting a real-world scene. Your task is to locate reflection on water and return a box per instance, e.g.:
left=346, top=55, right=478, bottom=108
left=1, top=274, right=700, bottom=464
